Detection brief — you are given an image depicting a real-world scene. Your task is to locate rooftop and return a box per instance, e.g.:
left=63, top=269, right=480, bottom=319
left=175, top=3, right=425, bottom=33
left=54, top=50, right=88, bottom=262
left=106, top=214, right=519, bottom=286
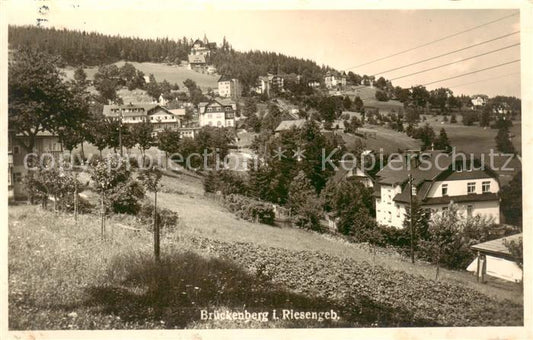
left=471, top=233, right=522, bottom=258
left=275, top=119, right=308, bottom=132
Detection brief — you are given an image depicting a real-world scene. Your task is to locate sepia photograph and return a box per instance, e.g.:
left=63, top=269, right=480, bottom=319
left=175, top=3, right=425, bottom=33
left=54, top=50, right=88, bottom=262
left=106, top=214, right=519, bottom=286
left=1, top=1, right=531, bottom=339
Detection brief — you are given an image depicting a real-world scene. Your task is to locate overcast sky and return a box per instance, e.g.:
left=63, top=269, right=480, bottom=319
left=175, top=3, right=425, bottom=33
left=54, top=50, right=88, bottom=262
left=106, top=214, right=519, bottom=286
left=8, top=1, right=522, bottom=97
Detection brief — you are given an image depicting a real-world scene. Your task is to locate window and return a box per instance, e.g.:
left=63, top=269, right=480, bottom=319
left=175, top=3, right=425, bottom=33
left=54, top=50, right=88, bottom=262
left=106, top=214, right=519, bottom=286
left=467, top=205, right=473, bottom=217
left=441, top=183, right=448, bottom=196
left=482, top=181, right=490, bottom=193
left=388, top=211, right=392, bottom=222
left=14, top=172, right=22, bottom=183
left=467, top=182, right=476, bottom=194
left=396, top=205, right=400, bottom=217
left=13, top=146, right=20, bottom=155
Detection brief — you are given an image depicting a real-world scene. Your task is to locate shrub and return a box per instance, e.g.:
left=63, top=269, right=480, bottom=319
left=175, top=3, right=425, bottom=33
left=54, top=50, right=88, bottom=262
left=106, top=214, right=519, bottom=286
left=90, top=156, right=145, bottom=215
left=223, top=194, right=275, bottom=225
left=139, top=201, right=179, bottom=231
left=462, top=111, right=478, bottom=126
left=58, top=193, right=95, bottom=214
left=292, top=196, right=323, bottom=232
left=450, top=114, right=457, bottom=123
left=203, top=170, right=248, bottom=196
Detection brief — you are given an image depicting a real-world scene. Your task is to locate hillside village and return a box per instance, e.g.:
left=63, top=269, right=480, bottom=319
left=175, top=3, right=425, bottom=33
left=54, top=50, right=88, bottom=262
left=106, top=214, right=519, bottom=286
left=7, top=24, right=524, bottom=330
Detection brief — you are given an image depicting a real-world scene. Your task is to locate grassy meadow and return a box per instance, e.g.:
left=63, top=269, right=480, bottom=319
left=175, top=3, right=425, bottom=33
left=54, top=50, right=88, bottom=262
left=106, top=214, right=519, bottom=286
left=62, top=61, right=220, bottom=91
left=8, top=168, right=523, bottom=329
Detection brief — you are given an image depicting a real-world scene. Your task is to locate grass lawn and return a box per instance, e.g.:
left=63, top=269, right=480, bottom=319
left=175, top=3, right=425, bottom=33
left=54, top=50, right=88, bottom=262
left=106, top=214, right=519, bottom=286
left=420, top=114, right=522, bottom=155
left=343, top=126, right=420, bottom=154
left=9, top=145, right=522, bottom=329
left=62, top=61, right=220, bottom=91
left=8, top=167, right=523, bottom=329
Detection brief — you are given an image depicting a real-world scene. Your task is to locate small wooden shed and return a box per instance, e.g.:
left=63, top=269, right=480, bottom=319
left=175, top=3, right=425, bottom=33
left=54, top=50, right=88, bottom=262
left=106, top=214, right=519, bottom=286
left=467, top=233, right=522, bottom=283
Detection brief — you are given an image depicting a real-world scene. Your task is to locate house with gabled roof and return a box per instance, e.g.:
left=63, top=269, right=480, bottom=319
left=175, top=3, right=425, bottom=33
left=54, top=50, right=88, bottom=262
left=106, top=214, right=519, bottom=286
left=255, top=74, right=285, bottom=97
left=374, top=150, right=501, bottom=228
left=324, top=71, right=347, bottom=89
left=103, top=103, right=182, bottom=134
left=198, top=98, right=236, bottom=128
left=188, top=54, right=207, bottom=71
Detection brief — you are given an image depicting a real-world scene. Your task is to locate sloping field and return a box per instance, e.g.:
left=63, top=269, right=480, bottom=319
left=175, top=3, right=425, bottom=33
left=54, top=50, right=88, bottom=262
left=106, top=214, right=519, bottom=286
left=63, top=61, right=219, bottom=91
left=342, top=127, right=420, bottom=154
left=8, top=174, right=523, bottom=329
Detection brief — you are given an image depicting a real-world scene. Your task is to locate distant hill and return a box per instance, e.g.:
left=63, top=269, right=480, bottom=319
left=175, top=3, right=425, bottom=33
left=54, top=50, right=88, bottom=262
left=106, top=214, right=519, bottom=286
left=9, top=25, right=331, bottom=91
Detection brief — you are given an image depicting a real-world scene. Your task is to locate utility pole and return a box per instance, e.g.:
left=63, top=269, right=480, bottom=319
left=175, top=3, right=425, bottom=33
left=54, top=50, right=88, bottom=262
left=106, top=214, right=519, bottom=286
left=118, top=114, right=123, bottom=157
left=409, top=173, right=415, bottom=264
left=74, top=171, right=78, bottom=224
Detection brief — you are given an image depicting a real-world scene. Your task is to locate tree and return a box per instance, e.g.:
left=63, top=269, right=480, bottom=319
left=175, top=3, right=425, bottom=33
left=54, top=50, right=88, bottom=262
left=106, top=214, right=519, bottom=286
left=480, top=106, right=491, bottom=127
left=504, top=237, right=523, bottom=270
left=243, top=97, right=258, bottom=117
left=90, top=156, right=145, bottom=239
left=450, top=113, right=457, bottom=123
left=495, top=126, right=516, bottom=154
left=261, top=104, right=283, bottom=133
left=342, top=96, right=352, bottom=110
left=183, top=78, right=207, bottom=105
left=416, top=123, right=436, bottom=150
left=345, top=116, right=362, bottom=134
left=145, top=74, right=162, bottom=100
left=403, top=197, right=430, bottom=261
left=8, top=49, right=84, bottom=152
left=421, top=203, right=461, bottom=279
left=462, top=111, right=478, bottom=126
left=375, top=76, right=387, bottom=90
left=157, top=128, right=181, bottom=165
left=132, top=120, right=154, bottom=163
left=429, top=87, right=452, bottom=113
left=411, top=85, right=430, bottom=111
left=287, top=170, right=316, bottom=214
left=394, top=86, right=410, bottom=104
left=73, top=67, right=90, bottom=91
left=93, top=64, right=122, bottom=104
left=320, top=178, right=374, bottom=236
left=353, top=96, right=364, bottom=112
left=245, top=113, right=262, bottom=133
left=120, top=62, right=145, bottom=90
left=139, top=166, right=163, bottom=263
left=318, top=96, right=338, bottom=122
left=375, top=90, right=389, bottom=102
left=500, top=171, right=522, bottom=227
left=433, top=128, right=451, bottom=151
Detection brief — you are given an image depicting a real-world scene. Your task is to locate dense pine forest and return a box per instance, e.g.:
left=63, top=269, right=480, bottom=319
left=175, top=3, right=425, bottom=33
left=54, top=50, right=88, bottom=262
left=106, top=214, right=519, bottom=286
left=8, top=25, right=328, bottom=88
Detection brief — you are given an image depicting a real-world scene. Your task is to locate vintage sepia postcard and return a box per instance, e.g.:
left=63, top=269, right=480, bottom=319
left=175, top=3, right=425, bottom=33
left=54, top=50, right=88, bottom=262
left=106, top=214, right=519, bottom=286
left=1, top=0, right=531, bottom=339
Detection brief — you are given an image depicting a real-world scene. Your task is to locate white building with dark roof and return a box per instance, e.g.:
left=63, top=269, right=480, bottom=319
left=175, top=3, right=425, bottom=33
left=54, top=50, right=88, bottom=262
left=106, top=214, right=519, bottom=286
left=103, top=103, right=182, bottom=133
left=198, top=98, right=236, bottom=128
left=218, top=75, right=242, bottom=100
left=374, top=150, right=501, bottom=228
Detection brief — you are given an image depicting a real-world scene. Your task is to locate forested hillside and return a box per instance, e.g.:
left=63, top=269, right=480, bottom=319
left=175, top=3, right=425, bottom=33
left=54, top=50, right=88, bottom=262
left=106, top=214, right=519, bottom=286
left=9, top=25, right=328, bottom=88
